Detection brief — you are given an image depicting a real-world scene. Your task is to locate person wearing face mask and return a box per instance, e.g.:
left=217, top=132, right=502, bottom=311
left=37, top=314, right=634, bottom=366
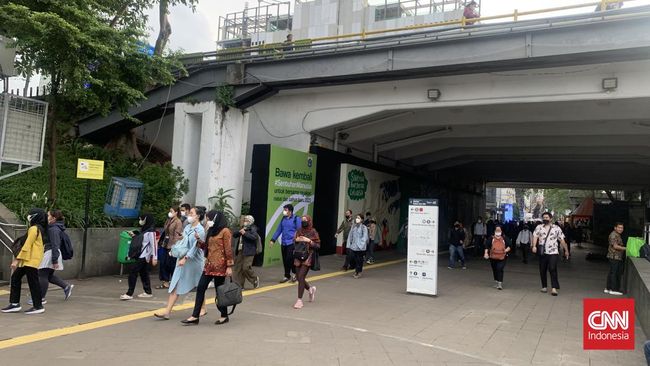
left=516, top=224, right=533, bottom=264
left=182, top=210, right=233, bottom=325
left=532, top=212, right=570, bottom=296
left=448, top=221, right=467, bottom=270
left=233, top=215, right=260, bottom=289
left=32, top=210, right=73, bottom=305
left=335, top=209, right=353, bottom=270
left=347, top=214, right=369, bottom=279
left=120, top=214, right=158, bottom=300
left=154, top=207, right=207, bottom=320
left=2, top=208, right=47, bottom=314
left=292, top=215, right=320, bottom=309
left=472, top=217, right=487, bottom=257
left=484, top=226, right=512, bottom=290
left=180, top=203, right=191, bottom=227
left=270, top=204, right=301, bottom=283
left=156, top=206, right=183, bottom=290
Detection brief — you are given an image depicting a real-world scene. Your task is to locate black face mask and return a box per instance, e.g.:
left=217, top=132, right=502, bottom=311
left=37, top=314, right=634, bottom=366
left=543, top=219, right=550, bottom=225
left=301, top=221, right=309, bottom=228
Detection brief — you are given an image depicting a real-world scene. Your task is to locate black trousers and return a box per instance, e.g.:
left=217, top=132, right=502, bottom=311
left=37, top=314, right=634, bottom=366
left=10, top=266, right=42, bottom=308
left=158, top=248, right=176, bottom=282
left=344, top=248, right=357, bottom=270
left=606, top=259, right=624, bottom=292
left=539, top=254, right=560, bottom=289
left=281, top=244, right=296, bottom=278
left=38, top=268, right=69, bottom=298
left=127, top=258, right=151, bottom=296
left=520, top=244, right=530, bottom=263
left=352, top=250, right=365, bottom=274
left=192, top=274, right=227, bottom=318
left=490, top=259, right=506, bottom=282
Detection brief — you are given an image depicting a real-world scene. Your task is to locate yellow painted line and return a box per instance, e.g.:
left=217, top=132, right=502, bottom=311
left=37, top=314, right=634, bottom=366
left=0, top=290, right=9, bottom=296
left=0, top=258, right=405, bottom=350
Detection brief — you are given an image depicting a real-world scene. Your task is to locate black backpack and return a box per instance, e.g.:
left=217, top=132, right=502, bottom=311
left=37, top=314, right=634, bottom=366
left=59, top=230, right=74, bottom=260
left=640, top=243, right=650, bottom=263
left=10, top=234, right=28, bottom=257
left=127, top=233, right=144, bottom=260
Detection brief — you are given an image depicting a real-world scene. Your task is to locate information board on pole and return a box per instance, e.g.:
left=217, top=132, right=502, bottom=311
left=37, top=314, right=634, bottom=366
left=407, top=198, right=439, bottom=296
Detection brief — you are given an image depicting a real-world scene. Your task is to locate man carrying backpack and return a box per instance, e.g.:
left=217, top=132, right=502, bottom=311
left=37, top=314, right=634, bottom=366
left=484, top=225, right=512, bottom=290
left=33, top=210, right=74, bottom=305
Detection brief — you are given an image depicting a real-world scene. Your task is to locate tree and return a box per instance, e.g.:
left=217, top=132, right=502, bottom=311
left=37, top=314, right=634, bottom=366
left=0, top=0, right=185, bottom=203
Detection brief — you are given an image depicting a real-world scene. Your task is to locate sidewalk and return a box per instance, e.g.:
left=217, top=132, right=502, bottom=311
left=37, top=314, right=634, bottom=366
left=0, top=246, right=646, bottom=365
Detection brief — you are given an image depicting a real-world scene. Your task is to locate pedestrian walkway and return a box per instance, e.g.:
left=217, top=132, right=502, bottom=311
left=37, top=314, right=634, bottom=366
left=0, top=246, right=646, bottom=365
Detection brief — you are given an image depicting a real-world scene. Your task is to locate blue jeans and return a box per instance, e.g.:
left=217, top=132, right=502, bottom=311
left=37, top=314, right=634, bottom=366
left=644, top=340, right=650, bottom=365
left=449, top=244, right=465, bottom=268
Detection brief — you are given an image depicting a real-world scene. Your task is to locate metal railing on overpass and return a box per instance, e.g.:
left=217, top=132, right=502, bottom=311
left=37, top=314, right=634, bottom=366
left=180, top=0, right=648, bottom=67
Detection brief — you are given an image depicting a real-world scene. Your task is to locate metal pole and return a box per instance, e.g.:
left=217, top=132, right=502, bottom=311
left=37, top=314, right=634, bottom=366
left=79, top=179, right=90, bottom=278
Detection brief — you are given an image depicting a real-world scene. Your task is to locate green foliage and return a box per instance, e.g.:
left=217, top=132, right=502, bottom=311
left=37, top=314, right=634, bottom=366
left=215, top=85, right=235, bottom=110
left=208, top=188, right=236, bottom=227
left=0, top=140, right=188, bottom=228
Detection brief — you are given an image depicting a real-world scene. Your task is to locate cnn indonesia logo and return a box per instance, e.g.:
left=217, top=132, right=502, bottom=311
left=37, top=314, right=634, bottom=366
left=583, top=298, right=634, bottom=350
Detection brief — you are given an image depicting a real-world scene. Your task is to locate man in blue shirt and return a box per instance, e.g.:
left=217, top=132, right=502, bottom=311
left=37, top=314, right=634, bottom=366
left=270, top=204, right=301, bottom=283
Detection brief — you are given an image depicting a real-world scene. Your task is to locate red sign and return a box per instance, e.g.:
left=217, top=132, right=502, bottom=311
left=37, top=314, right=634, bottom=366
left=583, top=298, right=634, bottom=350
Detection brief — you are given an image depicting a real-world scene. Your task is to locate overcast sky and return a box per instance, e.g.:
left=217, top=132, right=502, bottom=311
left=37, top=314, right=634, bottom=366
left=147, top=0, right=650, bottom=53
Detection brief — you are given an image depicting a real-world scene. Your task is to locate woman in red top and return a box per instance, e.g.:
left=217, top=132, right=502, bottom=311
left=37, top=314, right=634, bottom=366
left=182, top=210, right=234, bottom=325
left=293, top=215, right=320, bottom=309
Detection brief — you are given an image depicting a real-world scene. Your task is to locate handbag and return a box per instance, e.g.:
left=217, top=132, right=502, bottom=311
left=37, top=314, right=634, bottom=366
left=170, top=236, right=190, bottom=258
left=293, top=242, right=309, bottom=261
left=255, top=234, right=263, bottom=255
left=311, top=250, right=321, bottom=271
left=216, top=277, right=243, bottom=315
left=538, top=226, right=552, bottom=255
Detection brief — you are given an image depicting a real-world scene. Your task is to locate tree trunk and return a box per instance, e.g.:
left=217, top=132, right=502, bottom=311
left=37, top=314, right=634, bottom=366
left=22, top=74, right=31, bottom=97
left=154, top=0, right=172, bottom=56
left=104, top=131, right=142, bottom=159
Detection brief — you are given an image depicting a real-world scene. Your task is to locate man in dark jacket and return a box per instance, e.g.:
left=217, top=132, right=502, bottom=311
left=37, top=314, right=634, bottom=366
left=448, top=221, right=466, bottom=269
left=233, top=215, right=260, bottom=289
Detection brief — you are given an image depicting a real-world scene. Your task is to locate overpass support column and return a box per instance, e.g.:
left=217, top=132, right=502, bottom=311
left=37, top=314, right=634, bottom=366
left=172, top=101, right=249, bottom=216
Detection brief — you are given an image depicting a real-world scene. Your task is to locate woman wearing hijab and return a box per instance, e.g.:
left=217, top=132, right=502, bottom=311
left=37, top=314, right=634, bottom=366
left=182, top=210, right=233, bottom=325
left=233, top=215, right=260, bottom=289
left=484, top=225, right=512, bottom=290
left=154, top=206, right=206, bottom=320
left=2, top=208, right=47, bottom=314
left=293, top=215, right=320, bottom=309
left=120, top=214, right=158, bottom=300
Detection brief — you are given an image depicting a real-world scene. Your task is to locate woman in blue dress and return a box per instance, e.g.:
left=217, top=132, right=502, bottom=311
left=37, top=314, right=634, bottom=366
left=154, top=206, right=206, bottom=320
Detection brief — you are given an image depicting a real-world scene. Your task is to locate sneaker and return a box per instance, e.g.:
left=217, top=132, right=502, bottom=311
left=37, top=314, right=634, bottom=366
left=253, top=276, right=260, bottom=289
left=64, top=284, right=74, bottom=301
left=279, top=277, right=290, bottom=283
left=290, top=274, right=297, bottom=283
left=461, top=266, right=467, bottom=270
left=497, top=282, right=503, bottom=290
left=609, top=290, right=624, bottom=296
left=353, top=273, right=361, bottom=279
left=308, top=286, right=316, bottom=302
left=27, top=299, right=47, bottom=305
left=604, top=289, right=611, bottom=294
left=293, top=299, right=304, bottom=309
left=447, top=266, right=454, bottom=270
left=551, top=288, right=558, bottom=296
left=1, top=303, right=22, bottom=313
left=24, top=307, right=45, bottom=315
left=120, top=294, right=133, bottom=301
left=540, top=287, right=548, bottom=293
left=137, top=293, right=153, bottom=298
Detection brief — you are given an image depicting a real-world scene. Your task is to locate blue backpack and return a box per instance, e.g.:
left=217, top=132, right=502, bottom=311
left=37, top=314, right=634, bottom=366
left=60, top=230, right=74, bottom=260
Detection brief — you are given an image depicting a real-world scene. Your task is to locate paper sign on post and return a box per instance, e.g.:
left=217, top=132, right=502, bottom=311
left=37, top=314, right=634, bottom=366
left=76, top=158, right=104, bottom=180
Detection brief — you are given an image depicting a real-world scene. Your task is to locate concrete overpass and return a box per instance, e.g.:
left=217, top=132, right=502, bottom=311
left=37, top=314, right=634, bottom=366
left=78, top=5, right=650, bottom=209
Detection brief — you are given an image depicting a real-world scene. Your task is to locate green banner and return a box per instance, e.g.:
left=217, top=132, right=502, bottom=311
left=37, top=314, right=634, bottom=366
left=264, top=146, right=317, bottom=267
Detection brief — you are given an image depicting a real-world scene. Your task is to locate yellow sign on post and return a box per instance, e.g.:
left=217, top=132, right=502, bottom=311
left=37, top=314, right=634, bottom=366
left=76, top=158, right=104, bottom=180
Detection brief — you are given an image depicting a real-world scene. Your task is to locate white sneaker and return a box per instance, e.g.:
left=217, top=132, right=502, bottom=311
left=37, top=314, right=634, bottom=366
left=137, top=293, right=153, bottom=298
left=604, top=289, right=611, bottom=294
left=208, top=282, right=215, bottom=289
left=120, top=294, right=133, bottom=300
left=540, top=287, right=548, bottom=293
left=609, top=290, right=624, bottom=296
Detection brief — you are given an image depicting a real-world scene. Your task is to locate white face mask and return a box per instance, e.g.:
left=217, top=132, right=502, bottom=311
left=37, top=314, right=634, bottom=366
left=355, top=218, right=362, bottom=224
left=139, top=219, right=145, bottom=226
left=168, top=212, right=174, bottom=218
left=282, top=210, right=289, bottom=217
left=207, top=220, right=214, bottom=228
left=180, top=211, right=187, bottom=217
left=495, top=232, right=502, bottom=237
left=27, top=214, right=34, bottom=222
left=186, top=216, right=195, bottom=224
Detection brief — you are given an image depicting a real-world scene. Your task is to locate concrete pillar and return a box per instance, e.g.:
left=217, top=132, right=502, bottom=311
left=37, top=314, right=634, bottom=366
left=172, top=102, right=249, bottom=217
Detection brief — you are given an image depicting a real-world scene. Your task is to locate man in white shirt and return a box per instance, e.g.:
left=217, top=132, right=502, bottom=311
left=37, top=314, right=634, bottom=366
left=532, top=212, right=570, bottom=296
left=516, top=225, right=533, bottom=264
left=472, top=217, right=487, bottom=256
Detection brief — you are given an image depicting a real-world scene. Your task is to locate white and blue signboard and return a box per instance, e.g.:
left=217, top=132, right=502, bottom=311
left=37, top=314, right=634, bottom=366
left=407, top=198, right=439, bottom=296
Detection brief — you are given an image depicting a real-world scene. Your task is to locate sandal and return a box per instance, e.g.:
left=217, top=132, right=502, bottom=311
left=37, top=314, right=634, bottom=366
left=153, top=313, right=169, bottom=320
left=155, top=282, right=170, bottom=289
